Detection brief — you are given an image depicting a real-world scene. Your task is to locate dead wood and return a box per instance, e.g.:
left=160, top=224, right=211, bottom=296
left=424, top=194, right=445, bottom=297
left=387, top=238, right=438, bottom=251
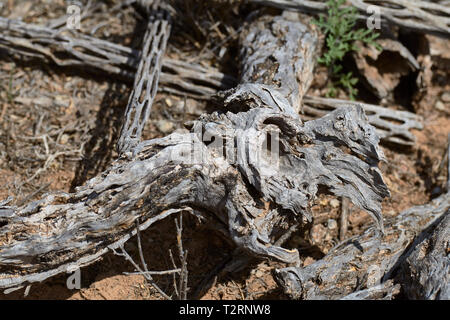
left=117, top=1, right=172, bottom=154
left=392, top=137, right=450, bottom=300
left=353, top=39, right=420, bottom=100
left=0, top=12, right=389, bottom=292
left=0, top=17, right=423, bottom=148
left=249, top=0, right=450, bottom=37
left=0, top=17, right=233, bottom=99
left=395, top=211, right=449, bottom=299
left=340, top=280, right=401, bottom=300
left=274, top=188, right=449, bottom=300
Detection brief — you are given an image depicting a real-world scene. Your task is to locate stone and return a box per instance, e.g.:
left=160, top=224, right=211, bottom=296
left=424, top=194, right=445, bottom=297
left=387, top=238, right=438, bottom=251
left=330, top=199, right=340, bottom=208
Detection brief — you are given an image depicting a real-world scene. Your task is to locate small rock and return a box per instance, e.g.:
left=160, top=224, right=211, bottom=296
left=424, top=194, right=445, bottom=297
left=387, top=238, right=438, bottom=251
left=327, top=219, right=338, bottom=230
left=185, top=98, right=202, bottom=116
left=329, top=199, right=340, bottom=208
left=173, top=100, right=185, bottom=114
left=441, top=92, right=450, bottom=103
left=155, top=120, right=174, bottom=133
left=435, top=100, right=445, bottom=111
left=431, top=186, right=442, bottom=197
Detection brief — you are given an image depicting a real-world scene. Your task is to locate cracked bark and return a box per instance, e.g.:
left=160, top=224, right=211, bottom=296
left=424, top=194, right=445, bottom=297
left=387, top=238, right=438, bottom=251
left=249, top=0, right=450, bottom=37
left=275, top=188, right=449, bottom=300
left=0, top=16, right=422, bottom=147
left=0, top=13, right=389, bottom=293
left=0, top=16, right=234, bottom=99
left=395, top=211, right=449, bottom=300
left=117, top=1, right=172, bottom=154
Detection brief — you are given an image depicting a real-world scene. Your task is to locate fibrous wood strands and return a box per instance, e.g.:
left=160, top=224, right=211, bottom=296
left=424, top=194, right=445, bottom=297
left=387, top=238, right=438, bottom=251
left=0, top=16, right=422, bottom=147
left=250, top=0, right=450, bottom=37
left=0, top=11, right=391, bottom=291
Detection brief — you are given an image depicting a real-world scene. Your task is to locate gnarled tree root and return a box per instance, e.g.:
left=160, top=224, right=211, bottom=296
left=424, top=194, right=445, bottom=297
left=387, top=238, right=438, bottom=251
left=0, top=12, right=389, bottom=293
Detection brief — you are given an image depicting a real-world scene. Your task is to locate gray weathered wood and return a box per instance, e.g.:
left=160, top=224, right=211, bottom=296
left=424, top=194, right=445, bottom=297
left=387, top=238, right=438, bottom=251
left=302, top=96, right=423, bottom=146
left=117, top=1, right=172, bottom=154
left=393, top=137, right=450, bottom=300
left=340, top=280, right=401, bottom=300
left=0, top=17, right=423, bottom=147
left=0, top=13, right=389, bottom=292
left=275, top=190, right=450, bottom=299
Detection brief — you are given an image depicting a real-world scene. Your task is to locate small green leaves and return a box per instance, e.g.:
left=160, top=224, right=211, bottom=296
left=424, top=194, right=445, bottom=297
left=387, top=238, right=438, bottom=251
left=312, top=0, right=381, bottom=100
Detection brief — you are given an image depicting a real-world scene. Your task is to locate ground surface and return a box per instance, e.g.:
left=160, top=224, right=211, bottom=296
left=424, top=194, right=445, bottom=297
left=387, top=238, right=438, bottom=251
left=0, top=0, right=448, bottom=300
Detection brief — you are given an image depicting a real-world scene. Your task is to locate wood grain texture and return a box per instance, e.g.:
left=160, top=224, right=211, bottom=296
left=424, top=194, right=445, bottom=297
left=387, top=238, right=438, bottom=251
left=250, top=0, right=450, bottom=37
left=0, top=17, right=423, bottom=147
left=117, top=2, right=172, bottom=154
left=0, top=17, right=233, bottom=99
left=302, top=96, right=423, bottom=147
left=0, top=13, right=390, bottom=292
left=275, top=190, right=450, bottom=300
left=395, top=199, right=449, bottom=299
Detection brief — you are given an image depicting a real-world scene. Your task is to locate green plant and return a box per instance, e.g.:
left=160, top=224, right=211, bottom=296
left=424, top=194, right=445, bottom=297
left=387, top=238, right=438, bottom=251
left=313, top=0, right=381, bottom=100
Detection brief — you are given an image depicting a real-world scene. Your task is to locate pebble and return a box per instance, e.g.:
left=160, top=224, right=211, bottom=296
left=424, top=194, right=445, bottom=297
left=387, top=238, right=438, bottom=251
left=60, top=134, right=70, bottom=145
left=156, top=120, right=174, bottom=133
left=329, top=199, right=340, bottom=208
left=255, top=270, right=264, bottom=278
left=165, top=98, right=173, bottom=107
left=435, top=100, right=445, bottom=111
left=185, top=98, right=203, bottom=116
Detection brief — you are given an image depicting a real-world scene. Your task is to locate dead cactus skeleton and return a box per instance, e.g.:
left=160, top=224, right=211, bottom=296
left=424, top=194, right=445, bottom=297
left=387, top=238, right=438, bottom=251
left=249, top=0, right=450, bottom=38
left=0, top=8, right=391, bottom=293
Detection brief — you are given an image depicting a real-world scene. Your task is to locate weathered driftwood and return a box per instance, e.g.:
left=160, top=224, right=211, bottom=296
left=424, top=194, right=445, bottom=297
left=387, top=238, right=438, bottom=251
left=353, top=39, right=420, bottom=100
left=0, top=13, right=389, bottom=291
left=395, top=211, right=449, bottom=299
left=0, top=17, right=423, bottom=147
left=117, top=1, right=172, bottom=154
left=274, top=189, right=450, bottom=300
left=340, top=280, right=401, bottom=300
left=393, top=139, right=450, bottom=300
left=250, top=0, right=450, bottom=37
left=302, top=96, right=423, bottom=146
left=0, top=17, right=234, bottom=99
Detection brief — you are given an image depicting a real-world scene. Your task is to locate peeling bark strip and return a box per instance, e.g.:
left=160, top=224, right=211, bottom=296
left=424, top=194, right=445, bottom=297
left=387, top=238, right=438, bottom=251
left=0, top=17, right=233, bottom=99
left=117, top=1, right=172, bottom=154
left=340, top=280, right=400, bottom=300
left=395, top=202, right=449, bottom=300
left=0, top=13, right=389, bottom=291
left=302, top=96, right=423, bottom=146
left=250, top=0, right=450, bottom=37
left=275, top=190, right=450, bottom=300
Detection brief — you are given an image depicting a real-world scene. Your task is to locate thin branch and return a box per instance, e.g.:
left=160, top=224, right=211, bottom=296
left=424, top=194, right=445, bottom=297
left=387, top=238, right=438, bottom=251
left=114, top=245, right=171, bottom=300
